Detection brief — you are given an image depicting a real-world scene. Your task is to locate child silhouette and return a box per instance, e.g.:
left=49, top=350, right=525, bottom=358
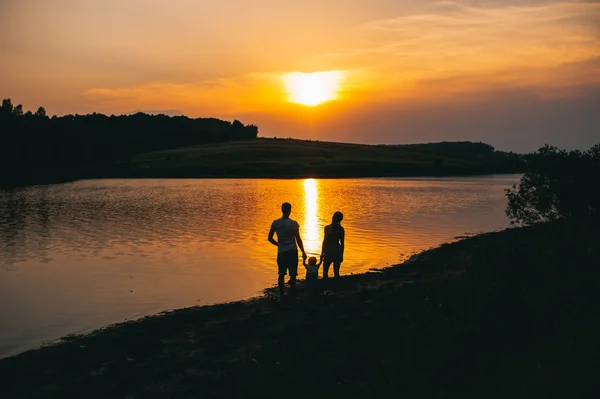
left=303, top=255, right=323, bottom=292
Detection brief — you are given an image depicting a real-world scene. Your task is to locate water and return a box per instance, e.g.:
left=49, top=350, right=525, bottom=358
left=0, top=175, right=519, bottom=358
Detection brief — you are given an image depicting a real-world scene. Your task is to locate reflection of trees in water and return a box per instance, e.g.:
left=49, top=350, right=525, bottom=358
left=0, top=187, right=52, bottom=268
left=0, top=192, right=28, bottom=267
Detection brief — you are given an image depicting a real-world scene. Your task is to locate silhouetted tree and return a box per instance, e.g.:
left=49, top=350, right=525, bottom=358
left=245, top=124, right=259, bottom=138
left=35, top=107, right=47, bottom=118
left=505, top=144, right=600, bottom=225
left=1, top=98, right=13, bottom=115
left=13, top=104, right=23, bottom=116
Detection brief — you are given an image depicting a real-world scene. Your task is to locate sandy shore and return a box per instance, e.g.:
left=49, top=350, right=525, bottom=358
left=1, top=220, right=599, bottom=398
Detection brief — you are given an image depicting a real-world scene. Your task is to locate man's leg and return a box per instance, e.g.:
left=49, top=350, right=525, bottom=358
left=277, top=253, right=286, bottom=294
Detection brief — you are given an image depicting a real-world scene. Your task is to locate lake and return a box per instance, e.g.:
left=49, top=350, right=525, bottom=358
left=0, top=175, right=519, bottom=358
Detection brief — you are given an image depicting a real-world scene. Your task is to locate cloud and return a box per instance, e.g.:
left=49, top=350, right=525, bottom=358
left=408, top=56, right=600, bottom=100
left=332, top=1, right=600, bottom=87
left=303, top=0, right=600, bottom=111
left=81, top=74, right=288, bottom=115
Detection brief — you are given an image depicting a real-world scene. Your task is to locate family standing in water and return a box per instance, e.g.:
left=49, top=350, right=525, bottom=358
left=268, top=202, right=344, bottom=294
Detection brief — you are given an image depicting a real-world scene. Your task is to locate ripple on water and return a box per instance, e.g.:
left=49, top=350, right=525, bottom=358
left=0, top=176, right=520, bottom=358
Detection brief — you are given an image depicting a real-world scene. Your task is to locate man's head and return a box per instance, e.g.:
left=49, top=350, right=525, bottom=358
left=281, top=202, right=292, bottom=217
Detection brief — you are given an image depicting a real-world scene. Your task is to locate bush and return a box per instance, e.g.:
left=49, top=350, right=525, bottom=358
left=505, top=144, right=600, bottom=225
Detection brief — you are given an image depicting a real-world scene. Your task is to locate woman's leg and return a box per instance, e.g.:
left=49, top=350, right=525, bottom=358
left=322, top=259, right=333, bottom=279
left=333, top=261, right=341, bottom=278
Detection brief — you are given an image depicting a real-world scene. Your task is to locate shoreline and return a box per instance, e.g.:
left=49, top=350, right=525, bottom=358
left=1, top=171, right=521, bottom=190
left=0, top=243, right=431, bottom=360
left=2, top=220, right=599, bottom=397
left=3, top=228, right=475, bottom=359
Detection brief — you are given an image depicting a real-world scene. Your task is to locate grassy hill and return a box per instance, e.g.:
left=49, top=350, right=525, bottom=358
left=107, top=138, right=523, bottom=178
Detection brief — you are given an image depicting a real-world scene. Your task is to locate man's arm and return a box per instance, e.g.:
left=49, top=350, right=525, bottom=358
left=295, top=224, right=307, bottom=259
left=268, top=225, right=278, bottom=247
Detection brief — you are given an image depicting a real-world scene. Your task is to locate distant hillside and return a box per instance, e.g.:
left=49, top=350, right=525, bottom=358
left=108, top=138, right=524, bottom=178
left=393, top=141, right=523, bottom=172
left=394, top=141, right=496, bottom=157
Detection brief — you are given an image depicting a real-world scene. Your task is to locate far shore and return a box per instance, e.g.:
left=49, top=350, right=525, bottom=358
left=1, top=219, right=598, bottom=398
left=1, top=138, right=524, bottom=189
left=0, top=171, right=520, bottom=189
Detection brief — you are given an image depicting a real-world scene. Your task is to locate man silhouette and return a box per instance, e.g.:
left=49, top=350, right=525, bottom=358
left=268, top=202, right=307, bottom=294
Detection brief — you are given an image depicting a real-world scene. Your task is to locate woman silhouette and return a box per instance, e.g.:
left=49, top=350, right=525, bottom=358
left=321, top=211, right=345, bottom=279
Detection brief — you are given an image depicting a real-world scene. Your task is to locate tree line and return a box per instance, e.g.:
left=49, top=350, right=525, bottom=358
left=0, top=98, right=258, bottom=183
left=394, top=141, right=525, bottom=174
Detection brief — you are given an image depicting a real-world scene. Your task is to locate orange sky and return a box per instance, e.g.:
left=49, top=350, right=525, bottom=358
left=1, top=0, right=599, bottom=151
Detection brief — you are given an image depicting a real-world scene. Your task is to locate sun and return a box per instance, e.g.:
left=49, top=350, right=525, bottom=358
left=282, top=71, right=344, bottom=106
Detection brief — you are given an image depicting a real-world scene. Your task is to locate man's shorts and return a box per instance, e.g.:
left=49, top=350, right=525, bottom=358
left=277, top=249, right=298, bottom=276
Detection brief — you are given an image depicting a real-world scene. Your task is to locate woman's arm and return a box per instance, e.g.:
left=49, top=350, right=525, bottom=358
left=340, top=227, right=345, bottom=262
left=321, top=226, right=329, bottom=257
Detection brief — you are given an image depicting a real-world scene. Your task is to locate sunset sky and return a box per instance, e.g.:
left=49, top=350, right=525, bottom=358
left=2, top=0, right=599, bottom=151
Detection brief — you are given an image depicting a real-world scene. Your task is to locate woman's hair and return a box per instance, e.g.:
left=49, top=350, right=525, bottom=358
left=332, top=211, right=344, bottom=224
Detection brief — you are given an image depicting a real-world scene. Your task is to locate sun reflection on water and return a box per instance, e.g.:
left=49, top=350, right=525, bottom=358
left=302, top=178, right=321, bottom=255
left=0, top=176, right=519, bottom=357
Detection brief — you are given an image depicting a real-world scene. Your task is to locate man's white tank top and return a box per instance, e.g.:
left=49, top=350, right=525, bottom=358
left=271, top=218, right=299, bottom=253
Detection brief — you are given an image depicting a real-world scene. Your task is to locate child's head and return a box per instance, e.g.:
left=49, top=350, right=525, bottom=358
left=308, top=256, right=317, bottom=266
